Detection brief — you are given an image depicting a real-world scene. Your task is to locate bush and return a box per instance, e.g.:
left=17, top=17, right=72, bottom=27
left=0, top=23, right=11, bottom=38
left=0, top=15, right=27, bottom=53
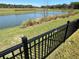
left=21, top=19, right=38, bottom=28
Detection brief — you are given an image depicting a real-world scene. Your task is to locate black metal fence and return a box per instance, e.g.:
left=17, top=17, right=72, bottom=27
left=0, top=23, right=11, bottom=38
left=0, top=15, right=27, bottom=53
left=0, top=19, right=79, bottom=59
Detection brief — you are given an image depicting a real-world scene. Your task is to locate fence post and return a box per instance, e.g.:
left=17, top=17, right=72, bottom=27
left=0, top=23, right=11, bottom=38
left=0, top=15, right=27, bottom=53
left=22, top=36, right=29, bottom=59
left=64, top=21, right=70, bottom=42
left=76, top=19, right=79, bottom=28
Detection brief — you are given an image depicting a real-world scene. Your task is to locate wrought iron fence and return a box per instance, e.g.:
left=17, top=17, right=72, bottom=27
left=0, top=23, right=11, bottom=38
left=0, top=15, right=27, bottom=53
left=0, top=19, right=79, bottom=59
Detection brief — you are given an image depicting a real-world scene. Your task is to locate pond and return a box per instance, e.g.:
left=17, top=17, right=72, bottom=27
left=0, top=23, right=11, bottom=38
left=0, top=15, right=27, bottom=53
left=0, top=11, right=67, bottom=29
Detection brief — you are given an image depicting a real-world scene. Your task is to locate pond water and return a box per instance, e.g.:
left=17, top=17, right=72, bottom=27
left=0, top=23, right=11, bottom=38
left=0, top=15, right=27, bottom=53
left=0, top=11, right=67, bottom=29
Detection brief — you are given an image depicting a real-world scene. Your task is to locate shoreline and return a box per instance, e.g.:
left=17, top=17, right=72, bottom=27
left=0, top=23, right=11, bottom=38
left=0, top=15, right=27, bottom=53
left=0, top=11, right=77, bottom=30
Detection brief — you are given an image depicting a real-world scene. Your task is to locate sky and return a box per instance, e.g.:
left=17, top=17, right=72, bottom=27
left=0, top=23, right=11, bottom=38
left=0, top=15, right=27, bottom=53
left=0, top=0, right=79, bottom=6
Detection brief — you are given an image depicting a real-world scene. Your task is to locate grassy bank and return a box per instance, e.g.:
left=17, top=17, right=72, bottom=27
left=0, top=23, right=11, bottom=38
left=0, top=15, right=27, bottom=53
left=47, top=29, right=79, bottom=59
left=0, top=8, right=74, bottom=15
left=0, top=12, right=79, bottom=51
left=0, top=8, right=43, bottom=15
left=0, top=8, right=55, bottom=15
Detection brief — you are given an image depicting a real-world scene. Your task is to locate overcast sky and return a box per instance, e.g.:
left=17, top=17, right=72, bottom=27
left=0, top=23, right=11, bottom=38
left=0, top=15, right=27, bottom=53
left=0, top=0, right=79, bottom=6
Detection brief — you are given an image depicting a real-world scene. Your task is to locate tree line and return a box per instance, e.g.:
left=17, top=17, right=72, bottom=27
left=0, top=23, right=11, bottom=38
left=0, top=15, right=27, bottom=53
left=0, top=2, right=79, bottom=9
left=0, top=4, right=37, bottom=8
left=41, top=2, right=79, bottom=9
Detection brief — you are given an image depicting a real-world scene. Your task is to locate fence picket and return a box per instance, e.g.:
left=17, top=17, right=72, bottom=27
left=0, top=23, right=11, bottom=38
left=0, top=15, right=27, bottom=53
left=64, top=21, right=70, bottom=42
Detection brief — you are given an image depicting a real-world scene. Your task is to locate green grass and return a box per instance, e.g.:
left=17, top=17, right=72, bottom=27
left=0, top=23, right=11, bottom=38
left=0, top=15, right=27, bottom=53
left=0, top=13, right=79, bottom=51
left=47, top=29, right=79, bottom=59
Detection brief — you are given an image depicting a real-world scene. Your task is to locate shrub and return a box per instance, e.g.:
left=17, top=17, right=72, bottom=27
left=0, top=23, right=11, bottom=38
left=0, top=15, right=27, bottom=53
left=21, top=19, right=38, bottom=28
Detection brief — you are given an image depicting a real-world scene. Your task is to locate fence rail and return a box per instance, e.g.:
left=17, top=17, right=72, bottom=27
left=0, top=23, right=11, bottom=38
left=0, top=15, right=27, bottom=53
left=0, top=19, right=79, bottom=59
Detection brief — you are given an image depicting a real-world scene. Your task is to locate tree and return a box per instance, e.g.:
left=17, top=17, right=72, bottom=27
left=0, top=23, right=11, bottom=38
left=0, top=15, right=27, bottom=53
left=71, top=2, right=79, bottom=9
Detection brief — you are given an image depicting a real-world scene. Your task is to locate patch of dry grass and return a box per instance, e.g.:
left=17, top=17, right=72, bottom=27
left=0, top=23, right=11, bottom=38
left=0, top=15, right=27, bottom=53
left=47, top=29, right=79, bottom=59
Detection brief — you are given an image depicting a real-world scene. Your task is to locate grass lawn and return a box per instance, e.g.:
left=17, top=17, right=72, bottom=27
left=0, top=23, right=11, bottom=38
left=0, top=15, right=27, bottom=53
left=0, top=13, right=79, bottom=51
left=47, top=29, right=79, bottom=59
